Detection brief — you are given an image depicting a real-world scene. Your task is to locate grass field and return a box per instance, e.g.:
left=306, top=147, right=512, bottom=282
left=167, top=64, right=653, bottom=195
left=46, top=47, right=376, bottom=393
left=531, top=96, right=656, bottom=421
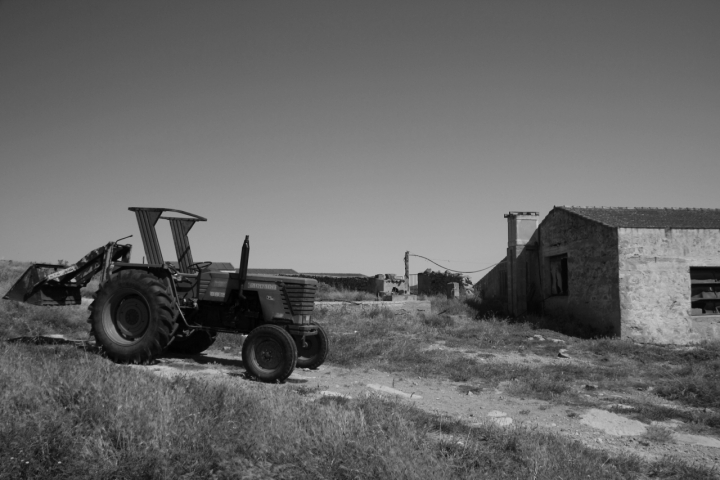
left=316, top=300, right=720, bottom=435
left=1, top=342, right=714, bottom=480
left=314, top=282, right=377, bottom=302
left=1, top=261, right=719, bottom=479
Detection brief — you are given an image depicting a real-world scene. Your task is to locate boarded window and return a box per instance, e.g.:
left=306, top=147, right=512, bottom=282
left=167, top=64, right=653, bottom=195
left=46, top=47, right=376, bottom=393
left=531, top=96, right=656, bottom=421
left=549, top=255, right=568, bottom=296
left=691, top=267, right=720, bottom=316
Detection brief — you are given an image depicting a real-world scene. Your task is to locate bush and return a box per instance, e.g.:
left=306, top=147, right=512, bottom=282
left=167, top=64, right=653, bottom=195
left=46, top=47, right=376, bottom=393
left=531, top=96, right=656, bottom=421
left=429, top=295, right=480, bottom=317
left=421, top=313, right=455, bottom=329
left=315, top=282, right=376, bottom=302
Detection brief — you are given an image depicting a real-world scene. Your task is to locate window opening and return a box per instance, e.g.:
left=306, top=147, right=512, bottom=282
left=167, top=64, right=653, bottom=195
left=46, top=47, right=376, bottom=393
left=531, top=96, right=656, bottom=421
left=549, top=254, right=568, bottom=296
left=691, top=267, right=720, bottom=316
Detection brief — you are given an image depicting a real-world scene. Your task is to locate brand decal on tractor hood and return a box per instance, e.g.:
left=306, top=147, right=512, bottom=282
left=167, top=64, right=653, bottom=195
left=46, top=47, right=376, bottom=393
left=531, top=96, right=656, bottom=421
left=248, top=282, right=277, bottom=290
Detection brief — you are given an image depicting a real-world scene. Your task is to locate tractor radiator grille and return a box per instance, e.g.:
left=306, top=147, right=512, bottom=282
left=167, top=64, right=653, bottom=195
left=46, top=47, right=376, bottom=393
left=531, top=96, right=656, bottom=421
left=283, top=283, right=317, bottom=315
left=198, top=278, right=211, bottom=297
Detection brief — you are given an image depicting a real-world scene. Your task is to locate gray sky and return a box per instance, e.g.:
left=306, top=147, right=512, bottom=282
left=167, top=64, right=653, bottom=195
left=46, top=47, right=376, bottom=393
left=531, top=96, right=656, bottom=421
left=1, top=0, right=718, bottom=281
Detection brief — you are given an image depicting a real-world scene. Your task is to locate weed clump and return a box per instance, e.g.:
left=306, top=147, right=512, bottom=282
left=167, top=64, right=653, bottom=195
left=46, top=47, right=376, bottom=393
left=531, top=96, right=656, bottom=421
left=422, top=313, right=455, bottom=329
left=643, top=425, right=675, bottom=444
left=315, top=282, right=376, bottom=302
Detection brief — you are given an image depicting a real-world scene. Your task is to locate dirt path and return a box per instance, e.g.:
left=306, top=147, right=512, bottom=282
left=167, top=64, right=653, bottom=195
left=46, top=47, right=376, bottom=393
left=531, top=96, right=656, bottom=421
left=132, top=349, right=720, bottom=471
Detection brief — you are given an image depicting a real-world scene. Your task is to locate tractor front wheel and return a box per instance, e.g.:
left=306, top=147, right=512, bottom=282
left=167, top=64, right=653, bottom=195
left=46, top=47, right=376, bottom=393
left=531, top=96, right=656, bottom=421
left=89, top=269, right=176, bottom=363
left=242, top=325, right=297, bottom=382
left=295, top=323, right=329, bottom=369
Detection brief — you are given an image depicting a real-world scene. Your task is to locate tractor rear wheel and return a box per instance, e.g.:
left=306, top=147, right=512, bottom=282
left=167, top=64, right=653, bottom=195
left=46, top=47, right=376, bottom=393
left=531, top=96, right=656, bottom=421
left=89, top=269, right=176, bottom=363
left=242, top=325, right=297, bottom=382
left=167, top=329, right=217, bottom=355
left=295, top=322, right=329, bottom=369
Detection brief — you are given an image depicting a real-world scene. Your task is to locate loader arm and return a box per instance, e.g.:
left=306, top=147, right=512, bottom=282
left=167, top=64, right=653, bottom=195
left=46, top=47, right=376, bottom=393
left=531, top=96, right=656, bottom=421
left=3, top=242, right=131, bottom=306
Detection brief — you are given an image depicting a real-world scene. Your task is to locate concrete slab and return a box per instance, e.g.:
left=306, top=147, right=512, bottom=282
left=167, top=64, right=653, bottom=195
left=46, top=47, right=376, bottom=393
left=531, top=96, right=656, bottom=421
left=580, top=408, right=647, bottom=436
left=319, top=391, right=352, bottom=400
left=486, top=411, right=513, bottom=426
left=381, top=294, right=418, bottom=301
left=487, top=410, right=509, bottom=418
left=651, top=419, right=684, bottom=429
left=366, top=383, right=423, bottom=399
left=492, top=417, right=513, bottom=426
left=673, top=433, right=720, bottom=449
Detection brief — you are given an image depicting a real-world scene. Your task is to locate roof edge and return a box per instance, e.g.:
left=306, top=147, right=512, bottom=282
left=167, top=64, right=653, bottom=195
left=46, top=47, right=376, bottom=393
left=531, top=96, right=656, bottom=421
left=542, top=206, right=618, bottom=229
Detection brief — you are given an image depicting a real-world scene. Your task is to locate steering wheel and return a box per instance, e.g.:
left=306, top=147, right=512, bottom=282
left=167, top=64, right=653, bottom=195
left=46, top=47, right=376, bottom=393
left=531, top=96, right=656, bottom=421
left=189, top=261, right=213, bottom=273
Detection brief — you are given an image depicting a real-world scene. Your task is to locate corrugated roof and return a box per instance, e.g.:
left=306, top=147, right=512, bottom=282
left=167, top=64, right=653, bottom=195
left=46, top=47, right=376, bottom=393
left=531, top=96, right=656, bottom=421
left=247, top=268, right=299, bottom=275
left=300, top=273, right=368, bottom=278
left=208, top=262, right=235, bottom=271
left=558, top=206, right=720, bottom=229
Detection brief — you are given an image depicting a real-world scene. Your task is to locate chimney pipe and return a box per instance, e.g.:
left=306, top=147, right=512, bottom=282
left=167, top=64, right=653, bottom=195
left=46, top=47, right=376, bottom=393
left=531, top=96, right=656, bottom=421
left=505, top=211, right=539, bottom=249
left=504, top=212, right=538, bottom=316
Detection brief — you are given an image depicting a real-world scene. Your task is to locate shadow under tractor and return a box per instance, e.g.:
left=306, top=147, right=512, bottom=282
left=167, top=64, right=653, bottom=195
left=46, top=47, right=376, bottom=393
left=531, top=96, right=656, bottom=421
left=3, top=207, right=328, bottom=382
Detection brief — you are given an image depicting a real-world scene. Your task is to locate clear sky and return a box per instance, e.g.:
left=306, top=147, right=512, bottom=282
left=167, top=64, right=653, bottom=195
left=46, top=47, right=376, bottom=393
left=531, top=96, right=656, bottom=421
left=1, top=1, right=718, bottom=282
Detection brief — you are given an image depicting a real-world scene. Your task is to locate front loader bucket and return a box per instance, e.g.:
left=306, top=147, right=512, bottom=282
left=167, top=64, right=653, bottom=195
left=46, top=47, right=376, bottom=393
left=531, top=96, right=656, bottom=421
left=3, top=242, right=131, bottom=307
left=3, top=264, right=82, bottom=306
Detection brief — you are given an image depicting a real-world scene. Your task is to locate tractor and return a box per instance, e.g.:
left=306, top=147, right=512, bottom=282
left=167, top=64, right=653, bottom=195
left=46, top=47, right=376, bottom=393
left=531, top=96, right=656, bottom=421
left=3, top=207, right=328, bottom=382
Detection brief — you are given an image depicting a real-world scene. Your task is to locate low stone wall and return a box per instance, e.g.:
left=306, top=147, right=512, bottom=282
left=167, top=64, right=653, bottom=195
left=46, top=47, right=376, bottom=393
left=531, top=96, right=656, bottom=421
left=418, top=271, right=472, bottom=296
left=314, top=300, right=432, bottom=316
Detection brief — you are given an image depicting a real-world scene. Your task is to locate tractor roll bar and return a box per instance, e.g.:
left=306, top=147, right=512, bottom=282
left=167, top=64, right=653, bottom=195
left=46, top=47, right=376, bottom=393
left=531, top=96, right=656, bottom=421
left=128, top=207, right=207, bottom=272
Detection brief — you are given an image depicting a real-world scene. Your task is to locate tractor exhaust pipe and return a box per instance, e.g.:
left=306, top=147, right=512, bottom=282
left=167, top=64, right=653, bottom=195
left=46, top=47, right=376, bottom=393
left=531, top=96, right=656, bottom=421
left=238, top=235, right=250, bottom=298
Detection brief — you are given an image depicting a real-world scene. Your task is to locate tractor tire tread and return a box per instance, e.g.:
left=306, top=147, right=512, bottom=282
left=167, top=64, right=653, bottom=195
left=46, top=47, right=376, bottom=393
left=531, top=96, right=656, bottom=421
left=242, top=324, right=297, bottom=382
left=295, top=322, right=330, bottom=369
left=88, top=269, right=176, bottom=364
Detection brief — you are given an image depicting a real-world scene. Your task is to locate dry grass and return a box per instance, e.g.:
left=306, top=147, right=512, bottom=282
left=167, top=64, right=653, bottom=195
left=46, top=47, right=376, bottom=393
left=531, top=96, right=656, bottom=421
left=315, top=282, right=376, bottom=301
left=318, top=296, right=720, bottom=434
left=0, top=297, right=89, bottom=340
left=0, top=261, right=90, bottom=340
left=1, top=342, right=714, bottom=480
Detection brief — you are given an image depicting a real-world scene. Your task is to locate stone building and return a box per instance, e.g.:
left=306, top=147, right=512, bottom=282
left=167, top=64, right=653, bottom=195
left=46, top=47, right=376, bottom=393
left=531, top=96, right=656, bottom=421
left=475, top=207, right=720, bottom=344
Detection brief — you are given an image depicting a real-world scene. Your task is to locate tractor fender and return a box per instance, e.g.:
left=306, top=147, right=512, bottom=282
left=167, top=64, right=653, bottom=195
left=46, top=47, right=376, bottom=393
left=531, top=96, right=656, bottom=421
left=107, top=264, right=176, bottom=305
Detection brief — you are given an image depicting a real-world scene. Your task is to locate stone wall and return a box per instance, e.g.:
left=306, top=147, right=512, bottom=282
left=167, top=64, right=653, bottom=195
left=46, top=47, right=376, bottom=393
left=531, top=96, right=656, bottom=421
left=475, top=259, right=507, bottom=305
left=368, top=276, right=408, bottom=295
left=538, top=209, right=621, bottom=337
left=618, top=228, right=720, bottom=344
left=509, top=240, right=543, bottom=316
left=418, top=270, right=471, bottom=296
left=314, top=300, right=432, bottom=316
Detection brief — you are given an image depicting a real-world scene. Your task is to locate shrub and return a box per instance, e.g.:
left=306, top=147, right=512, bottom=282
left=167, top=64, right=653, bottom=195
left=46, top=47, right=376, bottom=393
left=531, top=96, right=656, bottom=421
left=315, top=282, right=376, bottom=302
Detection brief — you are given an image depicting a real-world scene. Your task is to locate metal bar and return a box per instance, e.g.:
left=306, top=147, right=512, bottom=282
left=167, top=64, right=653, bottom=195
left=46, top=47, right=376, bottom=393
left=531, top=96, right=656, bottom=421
left=134, top=210, right=163, bottom=265
left=130, top=207, right=207, bottom=222
left=169, top=218, right=196, bottom=273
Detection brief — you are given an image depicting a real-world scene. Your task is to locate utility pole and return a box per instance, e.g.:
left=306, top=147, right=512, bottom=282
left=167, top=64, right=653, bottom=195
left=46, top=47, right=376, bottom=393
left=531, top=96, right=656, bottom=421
left=404, top=251, right=409, bottom=294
